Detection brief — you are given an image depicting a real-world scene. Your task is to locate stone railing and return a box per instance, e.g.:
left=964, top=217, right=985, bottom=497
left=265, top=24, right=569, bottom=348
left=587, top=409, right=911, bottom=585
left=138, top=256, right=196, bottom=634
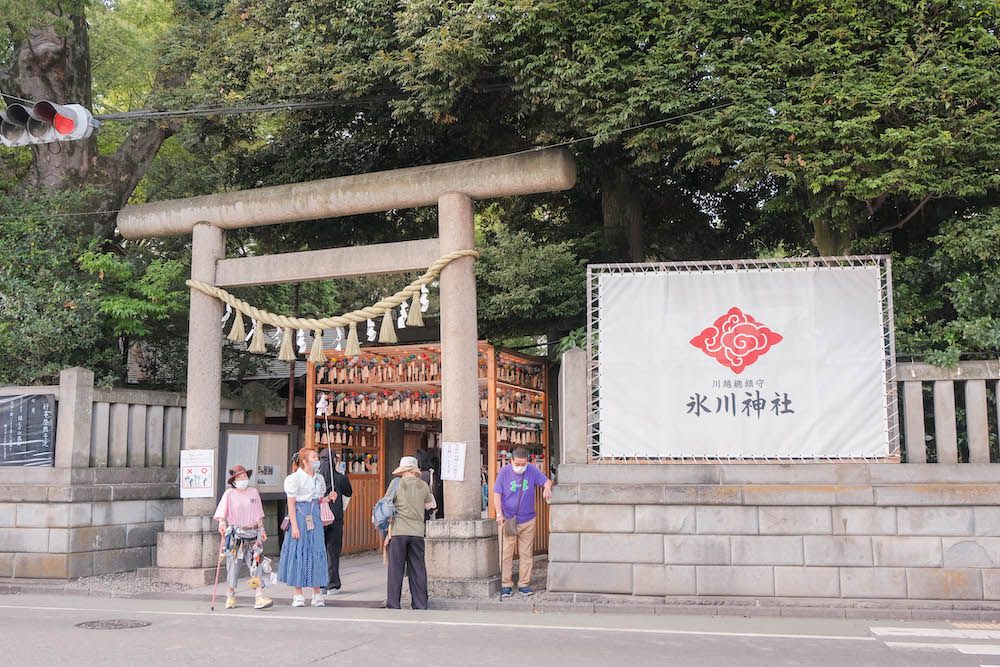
left=0, top=367, right=245, bottom=579
left=899, top=361, right=1000, bottom=464
left=1, top=367, right=244, bottom=469
left=91, top=386, right=244, bottom=469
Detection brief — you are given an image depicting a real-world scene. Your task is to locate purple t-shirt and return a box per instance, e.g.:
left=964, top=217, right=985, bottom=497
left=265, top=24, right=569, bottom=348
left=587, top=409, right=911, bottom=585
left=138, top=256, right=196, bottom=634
left=494, top=463, right=548, bottom=523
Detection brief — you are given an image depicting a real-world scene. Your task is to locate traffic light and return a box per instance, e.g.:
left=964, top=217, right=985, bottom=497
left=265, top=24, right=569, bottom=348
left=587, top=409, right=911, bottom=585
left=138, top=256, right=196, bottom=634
left=0, top=101, right=99, bottom=147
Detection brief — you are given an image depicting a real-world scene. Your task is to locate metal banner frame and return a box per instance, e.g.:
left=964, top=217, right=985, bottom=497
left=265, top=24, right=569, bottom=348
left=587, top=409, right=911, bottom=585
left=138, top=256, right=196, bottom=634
left=586, top=255, right=899, bottom=463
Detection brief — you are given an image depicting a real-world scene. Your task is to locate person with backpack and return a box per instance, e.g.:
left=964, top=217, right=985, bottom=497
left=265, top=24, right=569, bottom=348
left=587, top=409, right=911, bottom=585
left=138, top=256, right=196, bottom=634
left=379, top=455, right=436, bottom=610
left=493, top=447, right=553, bottom=598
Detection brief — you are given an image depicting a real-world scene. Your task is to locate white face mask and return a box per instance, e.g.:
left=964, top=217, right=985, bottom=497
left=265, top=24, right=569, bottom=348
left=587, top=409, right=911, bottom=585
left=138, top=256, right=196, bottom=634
left=512, top=465, right=527, bottom=474
left=234, top=479, right=249, bottom=489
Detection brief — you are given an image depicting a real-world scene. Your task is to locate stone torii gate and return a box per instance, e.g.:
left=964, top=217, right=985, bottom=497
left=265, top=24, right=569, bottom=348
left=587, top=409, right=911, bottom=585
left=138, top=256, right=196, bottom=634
left=118, top=148, right=576, bottom=593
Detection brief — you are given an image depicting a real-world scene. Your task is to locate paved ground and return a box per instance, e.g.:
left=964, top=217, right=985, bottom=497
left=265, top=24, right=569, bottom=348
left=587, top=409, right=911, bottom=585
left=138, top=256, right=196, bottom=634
left=2, top=592, right=1000, bottom=666
left=159, top=550, right=547, bottom=608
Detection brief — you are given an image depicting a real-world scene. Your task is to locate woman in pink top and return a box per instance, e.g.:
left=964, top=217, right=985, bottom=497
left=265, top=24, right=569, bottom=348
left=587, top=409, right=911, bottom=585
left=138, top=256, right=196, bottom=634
left=214, top=465, right=273, bottom=610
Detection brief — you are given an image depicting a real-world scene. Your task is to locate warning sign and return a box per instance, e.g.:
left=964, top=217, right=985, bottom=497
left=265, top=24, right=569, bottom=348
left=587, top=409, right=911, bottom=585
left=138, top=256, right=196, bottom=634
left=179, top=449, right=214, bottom=498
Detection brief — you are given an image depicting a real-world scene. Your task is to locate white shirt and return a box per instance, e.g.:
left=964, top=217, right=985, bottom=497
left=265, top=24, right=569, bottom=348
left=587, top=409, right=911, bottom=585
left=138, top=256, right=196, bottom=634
left=283, top=468, right=326, bottom=502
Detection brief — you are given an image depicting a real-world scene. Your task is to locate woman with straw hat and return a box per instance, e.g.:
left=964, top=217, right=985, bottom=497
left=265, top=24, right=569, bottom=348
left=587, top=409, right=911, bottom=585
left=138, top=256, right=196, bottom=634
left=213, top=464, right=273, bottom=610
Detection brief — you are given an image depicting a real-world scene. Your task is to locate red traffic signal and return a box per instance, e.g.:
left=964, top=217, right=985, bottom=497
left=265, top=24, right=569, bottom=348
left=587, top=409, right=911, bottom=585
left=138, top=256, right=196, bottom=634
left=1, top=100, right=99, bottom=147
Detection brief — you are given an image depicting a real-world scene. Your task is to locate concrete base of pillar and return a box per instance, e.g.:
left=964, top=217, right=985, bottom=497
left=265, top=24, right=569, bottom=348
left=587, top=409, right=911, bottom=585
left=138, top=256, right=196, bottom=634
left=137, top=566, right=217, bottom=586
left=430, top=575, right=501, bottom=598
left=146, top=515, right=222, bottom=585
left=425, top=519, right=500, bottom=598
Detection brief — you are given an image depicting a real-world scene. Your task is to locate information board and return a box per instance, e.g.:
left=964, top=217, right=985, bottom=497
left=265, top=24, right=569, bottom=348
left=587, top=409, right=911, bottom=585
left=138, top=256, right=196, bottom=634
left=217, top=425, right=297, bottom=501
left=0, top=394, right=56, bottom=467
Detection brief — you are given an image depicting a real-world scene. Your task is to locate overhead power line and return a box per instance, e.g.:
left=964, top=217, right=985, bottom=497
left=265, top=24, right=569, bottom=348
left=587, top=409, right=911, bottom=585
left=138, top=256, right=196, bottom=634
left=0, top=100, right=736, bottom=221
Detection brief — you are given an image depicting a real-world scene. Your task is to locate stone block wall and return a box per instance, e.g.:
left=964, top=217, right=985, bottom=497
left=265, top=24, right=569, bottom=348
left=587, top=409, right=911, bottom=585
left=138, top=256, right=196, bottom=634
left=0, top=468, right=181, bottom=578
left=548, top=463, right=1000, bottom=604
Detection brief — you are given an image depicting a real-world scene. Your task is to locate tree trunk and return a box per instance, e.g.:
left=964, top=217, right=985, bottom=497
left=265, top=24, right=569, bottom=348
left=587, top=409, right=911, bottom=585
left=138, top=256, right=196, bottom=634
left=3, top=7, right=181, bottom=239
left=7, top=15, right=97, bottom=193
left=600, top=170, right=644, bottom=261
left=811, top=218, right=852, bottom=256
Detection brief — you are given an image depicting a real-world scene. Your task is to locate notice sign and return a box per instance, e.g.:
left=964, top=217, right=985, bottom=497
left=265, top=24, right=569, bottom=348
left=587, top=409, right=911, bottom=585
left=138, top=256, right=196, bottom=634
left=0, top=394, right=56, bottom=467
left=180, top=449, right=215, bottom=498
left=440, top=441, right=466, bottom=481
left=595, top=261, right=892, bottom=458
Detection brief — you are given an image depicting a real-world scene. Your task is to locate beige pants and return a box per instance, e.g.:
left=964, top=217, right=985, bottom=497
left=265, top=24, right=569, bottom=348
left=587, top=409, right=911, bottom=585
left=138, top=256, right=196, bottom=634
left=501, top=518, right=536, bottom=587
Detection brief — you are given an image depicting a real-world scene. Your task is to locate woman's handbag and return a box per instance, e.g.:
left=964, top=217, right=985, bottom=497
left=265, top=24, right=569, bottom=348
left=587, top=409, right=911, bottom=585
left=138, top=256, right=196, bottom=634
left=320, top=498, right=335, bottom=526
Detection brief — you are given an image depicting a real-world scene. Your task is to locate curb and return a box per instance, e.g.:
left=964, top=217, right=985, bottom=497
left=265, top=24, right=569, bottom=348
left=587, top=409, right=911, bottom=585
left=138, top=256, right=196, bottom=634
left=4, top=581, right=1000, bottom=622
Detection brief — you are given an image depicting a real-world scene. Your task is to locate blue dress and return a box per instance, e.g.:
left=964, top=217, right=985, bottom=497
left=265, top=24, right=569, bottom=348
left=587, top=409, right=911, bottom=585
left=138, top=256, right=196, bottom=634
left=278, top=475, right=329, bottom=588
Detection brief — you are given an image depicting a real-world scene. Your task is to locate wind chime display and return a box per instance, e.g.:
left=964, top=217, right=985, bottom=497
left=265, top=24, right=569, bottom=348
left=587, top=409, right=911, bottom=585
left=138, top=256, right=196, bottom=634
left=188, top=250, right=477, bottom=363
left=313, top=396, right=380, bottom=475
left=316, top=390, right=441, bottom=420
left=480, top=353, right=547, bottom=469
left=496, top=358, right=544, bottom=390
left=496, top=387, right=544, bottom=417
left=315, top=353, right=442, bottom=385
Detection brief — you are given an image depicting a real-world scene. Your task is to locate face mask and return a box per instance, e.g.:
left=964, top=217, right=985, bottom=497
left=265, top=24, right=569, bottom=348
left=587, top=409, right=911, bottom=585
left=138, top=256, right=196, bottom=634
left=234, top=479, right=249, bottom=490
left=512, top=465, right=527, bottom=474
left=311, top=460, right=322, bottom=472
left=336, top=462, right=347, bottom=474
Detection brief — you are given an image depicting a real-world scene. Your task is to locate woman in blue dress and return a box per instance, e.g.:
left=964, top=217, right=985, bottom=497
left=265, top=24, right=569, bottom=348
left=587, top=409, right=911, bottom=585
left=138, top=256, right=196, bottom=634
left=278, top=447, right=334, bottom=607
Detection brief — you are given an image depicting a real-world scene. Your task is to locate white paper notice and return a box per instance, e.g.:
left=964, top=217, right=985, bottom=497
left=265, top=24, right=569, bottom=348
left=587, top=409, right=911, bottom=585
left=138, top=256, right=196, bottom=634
left=180, top=449, right=215, bottom=498
left=440, top=441, right=466, bottom=481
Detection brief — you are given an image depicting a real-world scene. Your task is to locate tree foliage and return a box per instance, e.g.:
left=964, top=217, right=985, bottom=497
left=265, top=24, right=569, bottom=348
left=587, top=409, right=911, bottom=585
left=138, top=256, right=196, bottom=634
left=1, top=0, right=998, bottom=389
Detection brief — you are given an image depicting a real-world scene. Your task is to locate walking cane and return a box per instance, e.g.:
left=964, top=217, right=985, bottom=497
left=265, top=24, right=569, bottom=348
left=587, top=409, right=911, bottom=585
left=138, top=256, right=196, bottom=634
left=497, top=517, right=504, bottom=599
left=210, top=532, right=226, bottom=611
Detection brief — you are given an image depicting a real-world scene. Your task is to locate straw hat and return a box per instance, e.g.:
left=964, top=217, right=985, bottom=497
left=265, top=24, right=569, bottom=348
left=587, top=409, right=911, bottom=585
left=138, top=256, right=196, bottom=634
left=392, top=456, right=420, bottom=475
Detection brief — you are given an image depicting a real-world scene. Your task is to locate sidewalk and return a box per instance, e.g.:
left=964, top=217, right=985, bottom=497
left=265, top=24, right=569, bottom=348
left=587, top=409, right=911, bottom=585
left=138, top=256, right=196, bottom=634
left=4, top=552, right=999, bottom=621
left=163, top=551, right=387, bottom=608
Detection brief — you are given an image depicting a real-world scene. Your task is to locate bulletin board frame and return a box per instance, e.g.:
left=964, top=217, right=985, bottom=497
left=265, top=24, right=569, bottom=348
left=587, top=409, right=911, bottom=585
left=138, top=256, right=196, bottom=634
left=217, top=423, right=298, bottom=502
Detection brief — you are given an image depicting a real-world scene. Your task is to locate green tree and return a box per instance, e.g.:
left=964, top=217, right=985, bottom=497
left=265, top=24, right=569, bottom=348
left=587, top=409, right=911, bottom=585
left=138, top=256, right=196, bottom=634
left=0, top=194, right=115, bottom=384
left=894, top=206, right=1000, bottom=364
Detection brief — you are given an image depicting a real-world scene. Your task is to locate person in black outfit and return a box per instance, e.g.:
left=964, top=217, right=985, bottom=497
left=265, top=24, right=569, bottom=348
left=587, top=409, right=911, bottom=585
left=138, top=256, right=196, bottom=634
left=319, top=450, right=353, bottom=594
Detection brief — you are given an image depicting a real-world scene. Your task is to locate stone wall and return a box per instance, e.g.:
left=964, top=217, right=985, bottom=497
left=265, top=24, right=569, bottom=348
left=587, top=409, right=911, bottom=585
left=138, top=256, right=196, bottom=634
left=548, top=463, right=1000, bottom=604
left=0, top=467, right=181, bottom=578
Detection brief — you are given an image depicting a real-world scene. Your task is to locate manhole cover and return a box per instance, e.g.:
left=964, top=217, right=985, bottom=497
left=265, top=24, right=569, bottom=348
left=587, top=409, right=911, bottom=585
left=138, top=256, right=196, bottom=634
left=75, top=619, right=151, bottom=630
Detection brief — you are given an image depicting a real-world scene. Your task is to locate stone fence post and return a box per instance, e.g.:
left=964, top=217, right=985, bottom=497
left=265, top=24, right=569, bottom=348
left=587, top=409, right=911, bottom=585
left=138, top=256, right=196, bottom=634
left=54, top=367, right=94, bottom=469
left=559, top=347, right=589, bottom=465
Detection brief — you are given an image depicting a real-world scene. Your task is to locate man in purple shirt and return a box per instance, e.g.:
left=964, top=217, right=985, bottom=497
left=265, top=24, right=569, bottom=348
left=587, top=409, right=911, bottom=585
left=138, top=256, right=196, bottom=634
left=493, top=447, right=553, bottom=598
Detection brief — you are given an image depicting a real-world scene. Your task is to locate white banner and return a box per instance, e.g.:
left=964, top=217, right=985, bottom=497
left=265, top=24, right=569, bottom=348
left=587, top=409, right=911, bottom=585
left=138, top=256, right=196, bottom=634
left=597, top=264, right=890, bottom=458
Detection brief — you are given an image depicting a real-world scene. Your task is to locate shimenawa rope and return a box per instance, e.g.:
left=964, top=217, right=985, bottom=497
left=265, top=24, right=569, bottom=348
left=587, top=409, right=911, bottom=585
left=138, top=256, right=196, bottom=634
left=185, top=249, right=478, bottom=362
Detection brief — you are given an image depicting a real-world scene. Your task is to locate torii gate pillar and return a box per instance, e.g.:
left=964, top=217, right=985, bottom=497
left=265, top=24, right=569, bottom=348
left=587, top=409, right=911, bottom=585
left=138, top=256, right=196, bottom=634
left=437, top=192, right=483, bottom=519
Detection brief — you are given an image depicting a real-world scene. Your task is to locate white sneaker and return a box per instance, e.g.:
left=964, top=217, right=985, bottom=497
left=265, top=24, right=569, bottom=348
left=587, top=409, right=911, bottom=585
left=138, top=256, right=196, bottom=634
left=291, top=595, right=305, bottom=608
left=311, top=594, right=325, bottom=607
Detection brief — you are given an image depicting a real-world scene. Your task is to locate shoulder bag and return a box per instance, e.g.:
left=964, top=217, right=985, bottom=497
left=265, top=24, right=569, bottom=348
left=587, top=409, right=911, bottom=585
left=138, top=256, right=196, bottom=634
left=503, top=472, right=528, bottom=537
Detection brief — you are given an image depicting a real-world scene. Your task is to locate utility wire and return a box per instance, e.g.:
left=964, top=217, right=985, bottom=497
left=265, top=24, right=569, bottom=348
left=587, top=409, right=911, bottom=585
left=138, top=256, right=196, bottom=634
left=0, top=100, right=736, bottom=220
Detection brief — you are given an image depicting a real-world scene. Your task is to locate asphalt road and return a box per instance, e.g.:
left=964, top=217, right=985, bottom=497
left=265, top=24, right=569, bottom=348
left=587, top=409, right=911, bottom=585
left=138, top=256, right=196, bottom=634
left=1, top=593, right=998, bottom=666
